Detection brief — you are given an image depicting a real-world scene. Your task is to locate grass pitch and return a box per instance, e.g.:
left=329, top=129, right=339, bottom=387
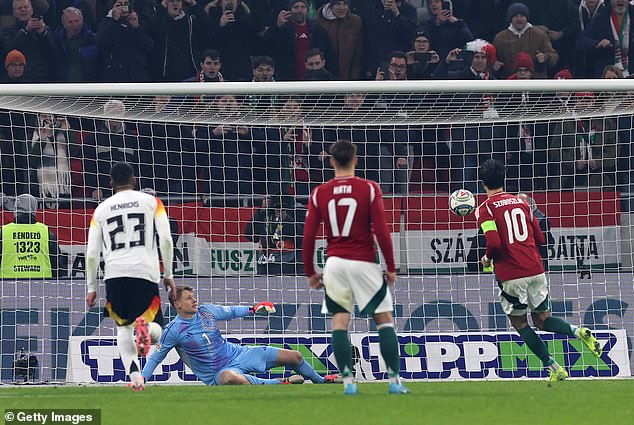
left=1, top=380, right=632, bottom=425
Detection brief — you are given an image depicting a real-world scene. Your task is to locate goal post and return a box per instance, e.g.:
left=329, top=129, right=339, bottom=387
left=0, top=80, right=632, bottom=384
left=2, top=79, right=634, bottom=126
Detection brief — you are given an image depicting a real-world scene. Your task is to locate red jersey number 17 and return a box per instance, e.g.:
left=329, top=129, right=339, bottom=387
left=328, top=198, right=358, bottom=237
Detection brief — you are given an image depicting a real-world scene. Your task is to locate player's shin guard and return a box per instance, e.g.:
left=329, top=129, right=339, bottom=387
left=294, top=360, right=326, bottom=383
left=378, top=323, right=401, bottom=385
left=331, top=330, right=354, bottom=378
left=117, top=324, right=141, bottom=378
left=542, top=317, right=576, bottom=337
left=518, top=326, right=551, bottom=366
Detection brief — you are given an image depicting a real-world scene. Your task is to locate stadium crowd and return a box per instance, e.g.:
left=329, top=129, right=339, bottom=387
left=0, top=0, right=629, bottom=83
left=0, top=0, right=633, bottom=205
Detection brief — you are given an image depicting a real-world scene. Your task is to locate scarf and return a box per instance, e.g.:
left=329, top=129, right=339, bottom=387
left=199, top=70, right=224, bottom=82
left=470, top=67, right=490, bottom=80
left=610, top=9, right=630, bottom=76
left=576, top=119, right=596, bottom=161
left=31, top=130, right=71, bottom=198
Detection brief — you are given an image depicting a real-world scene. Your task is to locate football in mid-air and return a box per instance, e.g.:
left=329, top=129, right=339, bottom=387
left=449, top=189, right=476, bottom=217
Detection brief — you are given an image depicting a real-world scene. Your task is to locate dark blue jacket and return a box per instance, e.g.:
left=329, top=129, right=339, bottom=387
left=54, top=25, right=99, bottom=82
left=576, top=4, right=634, bottom=78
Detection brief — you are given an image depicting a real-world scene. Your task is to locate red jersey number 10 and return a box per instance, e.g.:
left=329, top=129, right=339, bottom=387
left=503, top=208, right=528, bottom=244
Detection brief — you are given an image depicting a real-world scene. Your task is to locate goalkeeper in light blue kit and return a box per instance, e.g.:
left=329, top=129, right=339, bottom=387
left=141, top=285, right=339, bottom=385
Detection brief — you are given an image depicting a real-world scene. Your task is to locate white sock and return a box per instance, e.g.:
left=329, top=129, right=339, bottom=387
left=148, top=322, right=162, bottom=343
left=117, top=324, right=140, bottom=376
left=573, top=326, right=581, bottom=338
left=547, top=357, right=561, bottom=373
left=388, top=369, right=401, bottom=385
left=341, top=367, right=354, bottom=386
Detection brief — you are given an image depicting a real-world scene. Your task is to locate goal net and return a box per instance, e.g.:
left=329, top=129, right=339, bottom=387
left=0, top=80, right=632, bottom=384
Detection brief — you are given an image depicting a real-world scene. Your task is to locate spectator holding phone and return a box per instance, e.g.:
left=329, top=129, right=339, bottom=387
left=406, top=29, right=440, bottom=79
left=262, top=0, right=337, bottom=80
left=206, top=0, right=259, bottom=81
left=360, top=0, right=417, bottom=79
left=1, top=0, right=56, bottom=82
left=97, top=0, right=153, bottom=82
left=375, top=50, right=407, bottom=80
left=28, top=113, right=76, bottom=199
left=435, top=39, right=504, bottom=192
left=434, top=38, right=498, bottom=80
left=420, top=0, right=473, bottom=72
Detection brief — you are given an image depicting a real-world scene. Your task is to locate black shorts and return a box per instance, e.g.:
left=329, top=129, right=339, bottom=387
left=104, top=277, right=164, bottom=327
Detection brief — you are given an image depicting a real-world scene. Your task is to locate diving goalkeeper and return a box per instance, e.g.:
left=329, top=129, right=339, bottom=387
left=141, top=285, right=338, bottom=385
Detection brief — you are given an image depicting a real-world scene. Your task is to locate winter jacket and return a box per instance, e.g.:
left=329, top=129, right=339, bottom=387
left=96, top=16, right=153, bottom=82
left=576, top=4, right=634, bottom=78
left=263, top=18, right=337, bottom=81
left=360, top=0, right=417, bottom=79
left=148, top=5, right=206, bottom=82
left=421, top=16, right=473, bottom=66
left=315, top=3, right=363, bottom=80
left=207, top=0, right=259, bottom=81
left=2, top=19, right=56, bottom=82
left=53, top=24, right=98, bottom=82
left=493, top=26, right=559, bottom=79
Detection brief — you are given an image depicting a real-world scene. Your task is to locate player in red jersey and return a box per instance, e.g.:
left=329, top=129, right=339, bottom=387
left=476, top=159, right=602, bottom=381
left=303, top=140, right=409, bottom=395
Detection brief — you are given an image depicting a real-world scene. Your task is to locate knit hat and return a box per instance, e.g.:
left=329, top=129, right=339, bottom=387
left=464, top=39, right=497, bottom=64
left=329, top=0, right=349, bottom=6
left=4, top=49, right=26, bottom=68
left=554, top=69, right=573, bottom=79
left=514, top=51, right=534, bottom=72
left=506, top=2, right=530, bottom=22
left=413, top=29, right=431, bottom=44
left=289, top=0, right=309, bottom=8
left=15, top=194, right=38, bottom=215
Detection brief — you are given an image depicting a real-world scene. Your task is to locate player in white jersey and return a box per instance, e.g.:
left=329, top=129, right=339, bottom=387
left=85, top=162, right=175, bottom=391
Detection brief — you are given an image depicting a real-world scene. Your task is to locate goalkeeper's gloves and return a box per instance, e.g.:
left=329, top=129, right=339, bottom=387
left=250, top=301, right=276, bottom=314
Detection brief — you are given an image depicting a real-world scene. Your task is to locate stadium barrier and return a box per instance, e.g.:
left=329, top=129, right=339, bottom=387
left=0, top=191, right=623, bottom=277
